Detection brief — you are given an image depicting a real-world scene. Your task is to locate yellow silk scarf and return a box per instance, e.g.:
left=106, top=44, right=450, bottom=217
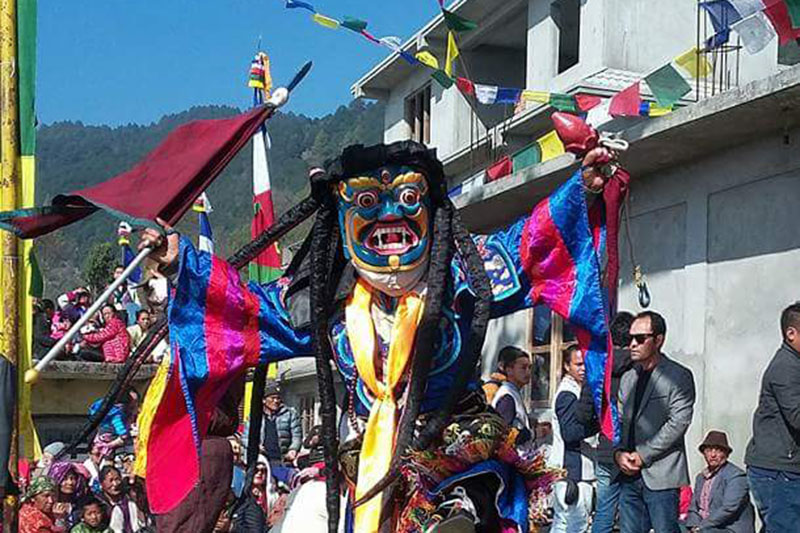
left=346, top=278, right=424, bottom=533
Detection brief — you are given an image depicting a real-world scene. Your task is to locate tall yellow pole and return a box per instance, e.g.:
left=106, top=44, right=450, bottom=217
left=0, top=0, right=20, bottom=528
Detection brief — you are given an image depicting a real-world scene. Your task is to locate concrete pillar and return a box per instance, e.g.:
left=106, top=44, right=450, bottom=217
left=527, top=0, right=560, bottom=89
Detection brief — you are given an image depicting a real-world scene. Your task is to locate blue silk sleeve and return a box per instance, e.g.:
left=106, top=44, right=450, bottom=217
left=456, top=216, right=533, bottom=319
left=171, top=237, right=312, bottom=366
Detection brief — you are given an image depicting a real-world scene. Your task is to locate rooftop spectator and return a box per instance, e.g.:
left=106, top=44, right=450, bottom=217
left=126, top=309, right=151, bottom=353
left=33, top=299, right=58, bottom=360
left=79, top=305, right=130, bottom=363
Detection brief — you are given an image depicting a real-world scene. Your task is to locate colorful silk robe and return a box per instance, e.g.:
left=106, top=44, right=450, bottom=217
left=146, top=169, right=613, bottom=521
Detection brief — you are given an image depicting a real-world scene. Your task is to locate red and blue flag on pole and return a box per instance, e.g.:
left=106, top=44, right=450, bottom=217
left=521, top=171, right=619, bottom=442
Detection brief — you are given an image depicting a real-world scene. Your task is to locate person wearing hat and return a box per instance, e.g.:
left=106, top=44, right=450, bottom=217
left=19, top=476, right=59, bottom=533
left=683, top=431, right=755, bottom=533
left=260, top=380, right=301, bottom=480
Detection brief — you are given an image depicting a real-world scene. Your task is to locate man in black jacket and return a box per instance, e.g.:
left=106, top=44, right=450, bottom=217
left=576, top=311, right=634, bottom=533
left=33, top=299, right=57, bottom=360
left=745, top=302, right=800, bottom=532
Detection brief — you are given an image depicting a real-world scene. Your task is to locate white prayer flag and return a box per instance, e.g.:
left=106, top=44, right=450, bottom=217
left=379, top=36, right=403, bottom=52
left=732, top=12, right=776, bottom=54
left=475, top=84, right=498, bottom=105
left=586, top=98, right=613, bottom=128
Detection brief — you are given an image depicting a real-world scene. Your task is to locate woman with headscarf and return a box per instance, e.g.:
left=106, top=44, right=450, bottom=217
left=49, top=462, right=90, bottom=530
left=19, top=476, right=59, bottom=533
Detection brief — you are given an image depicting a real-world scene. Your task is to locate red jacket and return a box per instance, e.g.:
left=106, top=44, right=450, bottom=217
left=83, top=317, right=130, bottom=363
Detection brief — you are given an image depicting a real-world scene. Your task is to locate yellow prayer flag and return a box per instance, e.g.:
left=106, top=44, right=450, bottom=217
left=260, top=53, right=273, bottom=98
left=537, top=130, right=565, bottom=162
left=521, top=90, right=550, bottom=104
left=312, top=13, right=340, bottom=29
left=648, top=105, right=673, bottom=117
left=674, top=47, right=711, bottom=79
left=415, top=50, right=439, bottom=70
left=445, top=31, right=459, bottom=77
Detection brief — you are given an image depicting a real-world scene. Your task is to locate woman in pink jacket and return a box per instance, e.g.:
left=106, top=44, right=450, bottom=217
left=80, top=305, right=130, bottom=363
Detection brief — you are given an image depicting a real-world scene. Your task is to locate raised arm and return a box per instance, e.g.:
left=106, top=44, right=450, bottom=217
left=463, top=147, right=615, bottom=321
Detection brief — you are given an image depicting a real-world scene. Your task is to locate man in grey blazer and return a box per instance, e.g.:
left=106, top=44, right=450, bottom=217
left=684, top=430, right=755, bottom=533
left=614, top=311, right=696, bottom=533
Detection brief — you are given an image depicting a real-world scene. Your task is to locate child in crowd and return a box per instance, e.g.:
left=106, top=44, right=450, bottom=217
left=70, top=496, right=111, bottom=533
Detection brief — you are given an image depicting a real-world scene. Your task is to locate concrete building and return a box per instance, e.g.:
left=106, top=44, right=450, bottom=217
left=338, top=0, right=800, bottom=478
left=33, top=361, right=156, bottom=449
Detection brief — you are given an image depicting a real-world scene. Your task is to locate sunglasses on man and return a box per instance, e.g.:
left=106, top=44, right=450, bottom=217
left=629, top=333, right=656, bottom=345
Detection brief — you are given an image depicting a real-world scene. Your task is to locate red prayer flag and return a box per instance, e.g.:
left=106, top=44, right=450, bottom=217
left=486, top=155, right=512, bottom=182
left=456, top=77, right=475, bottom=95
left=575, top=93, right=602, bottom=112
left=764, top=0, right=800, bottom=44
left=360, top=29, right=381, bottom=44
left=0, top=106, right=274, bottom=239
left=609, top=82, right=642, bottom=117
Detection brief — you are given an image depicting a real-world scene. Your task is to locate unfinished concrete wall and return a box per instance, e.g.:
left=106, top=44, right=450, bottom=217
left=618, top=127, right=800, bottom=475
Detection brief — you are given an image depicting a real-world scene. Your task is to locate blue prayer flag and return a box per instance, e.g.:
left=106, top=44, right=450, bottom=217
left=700, top=1, right=741, bottom=34
left=705, top=28, right=731, bottom=49
left=496, top=87, right=522, bottom=105
left=285, top=0, right=315, bottom=13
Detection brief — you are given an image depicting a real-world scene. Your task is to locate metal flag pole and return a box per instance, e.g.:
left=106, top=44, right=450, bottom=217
left=24, top=246, right=152, bottom=384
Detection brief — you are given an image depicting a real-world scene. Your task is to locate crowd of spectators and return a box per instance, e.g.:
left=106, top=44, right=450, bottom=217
left=21, top=294, right=800, bottom=532
left=32, top=266, right=168, bottom=366
left=18, top=390, right=150, bottom=533
left=486, top=303, right=800, bottom=532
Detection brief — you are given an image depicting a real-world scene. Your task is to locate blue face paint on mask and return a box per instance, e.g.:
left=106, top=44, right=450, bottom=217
left=336, top=165, right=431, bottom=273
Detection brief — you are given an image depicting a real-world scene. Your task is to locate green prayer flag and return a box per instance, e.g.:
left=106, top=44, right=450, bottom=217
left=512, top=143, right=541, bottom=172
left=431, top=70, right=454, bottom=89
left=549, top=93, right=578, bottom=112
left=442, top=9, right=478, bottom=32
left=29, top=248, right=43, bottom=298
left=785, top=0, right=800, bottom=28
left=341, top=16, right=368, bottom=32
left=645, top=64, right=691, bottom=109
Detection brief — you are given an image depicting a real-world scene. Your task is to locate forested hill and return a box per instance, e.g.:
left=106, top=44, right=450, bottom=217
left=35, top=100, right=384, bottom=295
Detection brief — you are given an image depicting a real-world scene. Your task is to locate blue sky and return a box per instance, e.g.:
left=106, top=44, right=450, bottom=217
left=38, top=1, right=440, bottom=126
